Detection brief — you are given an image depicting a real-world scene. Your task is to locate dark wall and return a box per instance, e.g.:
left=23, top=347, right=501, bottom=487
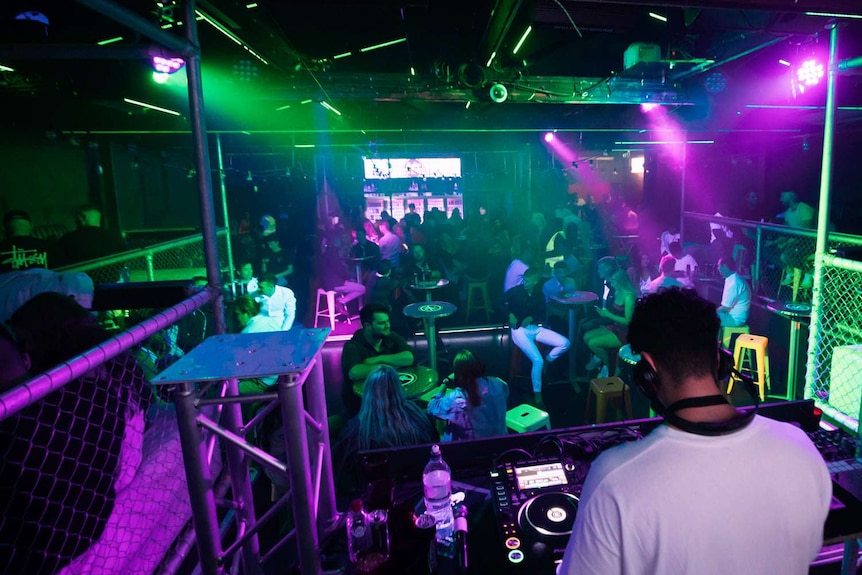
left=109, top=141, right=202, bottom=231
left=0, top=133, right=91, bottom=231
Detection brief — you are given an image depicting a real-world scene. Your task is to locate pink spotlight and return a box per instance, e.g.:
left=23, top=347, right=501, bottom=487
left=796, top=59, right=824, bottom=87
left=640, top=103, right=659, bottom=113
left=544, top=132, right=555, bottom=143
left=152, top=55, right=185, bottom=74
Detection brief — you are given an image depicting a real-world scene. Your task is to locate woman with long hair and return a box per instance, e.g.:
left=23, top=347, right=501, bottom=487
left=428, top=350, right=509, bottom=440
left=356, top=365, right=437, bottom=450
left=583, top=267, right=637, bottom=375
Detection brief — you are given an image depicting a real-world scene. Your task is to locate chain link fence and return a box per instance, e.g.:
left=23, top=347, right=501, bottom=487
left=807, top=257, right=862, bottom=433
left=55, top=229, right=230, bottom=286
left=0, top=291, right=220, bottom=575
left=683, top=212, right=862, bottom=432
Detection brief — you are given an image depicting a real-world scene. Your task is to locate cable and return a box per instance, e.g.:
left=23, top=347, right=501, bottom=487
left=551, top=0, right=583, bottom=38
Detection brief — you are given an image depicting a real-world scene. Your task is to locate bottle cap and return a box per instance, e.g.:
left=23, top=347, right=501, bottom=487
left=431, top=444, right=440, bottom=455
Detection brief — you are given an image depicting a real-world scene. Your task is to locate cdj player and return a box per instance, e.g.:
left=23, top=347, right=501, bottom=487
left=490, top=457, right=589, bottom=571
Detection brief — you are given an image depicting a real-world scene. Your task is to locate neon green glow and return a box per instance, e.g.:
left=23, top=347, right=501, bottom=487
left=465, top=101, right=471, bottom=109
left=246, top=2, right=258, bottom=8
left=486, top=51, right=496, bottom=67
left=805, top=11, right=862, bottom=19
left=152, top=71, right=170, bottom=84
left=333, top=51, right=352, bottom=59
left=300, top=99, right=313, bottom=105
left=295, top=144, right=315, bottom=148
left=97, top=36, right=124, bottom=46
left=123, top=97, right=181, bottom=116
left=410, top=67, right=416, bottom=76
left=275, top=104, right=291, bottom=111
left=320, top=101, right=342, bottom=116
left=648, top=12, right=668, bottom=22
left=0, top=64, right=14, bottom=72
left=359, top=38, right=407, bottom=53
left=161, top=23, right=173, bottom=29
left=512, top=26, right=532, bottom=55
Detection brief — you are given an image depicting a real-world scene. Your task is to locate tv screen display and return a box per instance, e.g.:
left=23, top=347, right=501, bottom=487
left=363, top=157, right=461, bottom=179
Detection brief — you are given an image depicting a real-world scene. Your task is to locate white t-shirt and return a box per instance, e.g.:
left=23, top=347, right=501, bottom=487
left=673, top=253, right=698, bottom=274
left=253, top=285, right=296, bottom=331
left=559, top=416, right=831, bottom=575
left=721, top=272, right=751, bottom=325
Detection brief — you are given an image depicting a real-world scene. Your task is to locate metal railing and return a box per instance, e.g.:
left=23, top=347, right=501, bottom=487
left=55, top=228, right=230, bottom=286
left=683, top=211, right=862, bottom=432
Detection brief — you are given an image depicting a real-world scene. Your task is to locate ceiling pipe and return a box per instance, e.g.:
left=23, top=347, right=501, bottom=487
left=73, top=0, right=197, bottom=57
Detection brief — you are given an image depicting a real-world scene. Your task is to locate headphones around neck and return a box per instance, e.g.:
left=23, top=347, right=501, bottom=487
left=631, top=347, right=759, bottom=436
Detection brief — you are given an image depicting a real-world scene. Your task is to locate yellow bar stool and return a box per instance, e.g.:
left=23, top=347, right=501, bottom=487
left=721, top=324, right=750, bottom=349
left=584, top=377, right=633, bottom=424
left=506, top=403, right=551, bottom=433
left=728, top=334, right=771, bottom=400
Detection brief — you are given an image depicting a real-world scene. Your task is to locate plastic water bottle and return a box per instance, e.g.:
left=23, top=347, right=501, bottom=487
left=346, top=499, right=372, bottom=565
left=423, top=444, right=454, bottom=544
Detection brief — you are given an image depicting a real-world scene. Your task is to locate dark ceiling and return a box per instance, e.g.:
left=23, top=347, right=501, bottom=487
left=1, top=0, right=862, bottom=145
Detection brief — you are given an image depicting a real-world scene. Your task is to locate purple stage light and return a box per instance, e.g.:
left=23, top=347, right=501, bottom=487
left=796, top=59, right=824, bottom=88
left=544, top=132, right=555, bottom=142
left=152, top=55, right=185, bottom=74
left=640, top=103, right=659, bottom=113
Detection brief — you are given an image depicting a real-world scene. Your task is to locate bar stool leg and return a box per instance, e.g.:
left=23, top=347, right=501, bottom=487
left=596, top=394, right=608, bottom=424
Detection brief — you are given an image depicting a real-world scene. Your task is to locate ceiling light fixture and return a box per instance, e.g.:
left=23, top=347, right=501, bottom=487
left=465, top=101, right=471, bottom=109
left=97, top=36, right=124, bottom=46
left=512, top=26, right=532, bottom=55
left=359, top=38, right=407, bottom=53
left=295, top=144, right=315, bottom=148
left=246, top=2, right=258, bottom=8
left=320, top=101, right=342, bottom=116
left=486, top=51, right=496, bottom=67
left=410, top=67, right=416, bottom=76
left=333, top=51, right=352, bottom=60
left=300, top=99, right=313, bottom=104
left=778, top=59, right=792, bottom=66
left=489, top=83, right=508, bottom=103
left=123, top=97, right=181, bottom=116
left=275, top=104, right=291, bottom=111
left=648, top=12, right=667, bottom=22
left=0, top=64, right=15, bottom=72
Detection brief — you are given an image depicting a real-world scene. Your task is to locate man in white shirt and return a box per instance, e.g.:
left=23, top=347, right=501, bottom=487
left=503, top=246, right=535, bottom=292
left=717, top=256, right=751, bottom=327
left=253, top=273, right=296, bottom=331
left=559, top=288, right=831, bottom=575
left=645, top=254, right=684, bottom=294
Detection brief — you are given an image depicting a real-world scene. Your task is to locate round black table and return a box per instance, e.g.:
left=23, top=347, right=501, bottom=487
left=403, top=301, right=457, bottom=373
left=766, top=300, right=811, bottom=401
left=408, top=278, right=450, bottom=301
left=347, top=255, right=376, bottom=283
left=550, top=291, right=599, bottom=391
left=352, top=365, right=439, bottom=399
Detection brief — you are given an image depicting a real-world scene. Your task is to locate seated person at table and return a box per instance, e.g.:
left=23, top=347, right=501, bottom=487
left=645, top=254, right=684, bottom=294
left=583, top=268, right=636, bottom=377
left=251, top=273, right=296, bottom=331
left=341, top=304, right=414, bottom=416
left=543, top=260, right=577, bottom=333
left=428, top=350, right=508, bottom=441
left=333, top=366, right=438, bottom=492
left=403, top=243, right=441, bottom=283
left=504, top=267, right=570, bottom=408
left=669, top=241, right=698, bottom=284
left=235, top=260, right=259, bottom=294
left=234, top=295, right=280, bottom=334
left=717, top=256, right=751, bottom=328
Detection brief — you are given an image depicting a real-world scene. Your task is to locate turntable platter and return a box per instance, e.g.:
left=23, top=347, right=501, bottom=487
left=517, top=492, right=579, bottom=538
